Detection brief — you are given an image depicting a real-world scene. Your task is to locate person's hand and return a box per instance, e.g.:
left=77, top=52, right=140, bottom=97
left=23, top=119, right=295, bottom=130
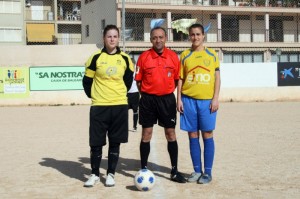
left=210, top=98, right=219, bottom=113
left=177, top=100, right=184, bottom=113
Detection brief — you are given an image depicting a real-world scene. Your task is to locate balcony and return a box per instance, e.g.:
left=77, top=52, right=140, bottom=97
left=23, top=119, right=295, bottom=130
left=24, top=9, right=81, bottom=22
left=24, top=0, right=81, bottom=21
left=25, top=9, right=55, bottom=21
left=56, top=36, right=81, bottom=45
left=117, top=0, right=300, bottom=7
left=121, top=27, right=299, bottom=44
left=57, top=10, right=81, bottom=22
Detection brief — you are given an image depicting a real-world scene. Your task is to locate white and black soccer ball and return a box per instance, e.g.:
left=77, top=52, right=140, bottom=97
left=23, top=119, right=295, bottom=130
left=134, top=169, right=156, bottom=191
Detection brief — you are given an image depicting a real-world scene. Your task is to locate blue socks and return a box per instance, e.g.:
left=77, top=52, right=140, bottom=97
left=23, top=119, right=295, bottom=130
left=189, top=137, right=202, bottom=173
left=204, top=137, right=215, bottom=176
left=189, top=137, right=215, bottom=176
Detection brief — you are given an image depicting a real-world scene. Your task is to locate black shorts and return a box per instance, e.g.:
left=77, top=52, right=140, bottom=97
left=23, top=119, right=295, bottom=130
left=128, top=92, right=140, bottom=112
left=139, top=93, right=177, bottom=128
left=89, top=105, right=128, bottom=146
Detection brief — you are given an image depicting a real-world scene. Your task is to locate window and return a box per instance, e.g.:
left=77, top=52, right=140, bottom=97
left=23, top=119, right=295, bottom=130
left=289, top=54, right=299, bottom=62
left=85, top=25, right=89, bottom=37
left=0, top=27, right=22, bottom=42
left=101, top=19, right=105, bottom=32
left=271, top=52, right=300, bottom=62
left=243, top=54, right=252, bottom=63
left=223, top=52, right=263, bottom=63
left=253, top=54, right=263, bottom=62
left=222, top=15, right=239, bottom=42
left=269, top=17, right=283, bottom=42
left=0, top=0, right=21, bottom=13
left=85, top=0, right=95, bottom=4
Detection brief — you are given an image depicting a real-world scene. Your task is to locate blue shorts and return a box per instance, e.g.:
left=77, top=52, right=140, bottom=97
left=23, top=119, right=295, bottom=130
left=180, top=95, right=217, bottom=132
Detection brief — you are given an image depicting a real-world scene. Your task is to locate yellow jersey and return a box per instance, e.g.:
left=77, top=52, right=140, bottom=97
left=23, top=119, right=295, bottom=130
left=84, top=47, right=134, bottom=105
left=180, top=47, right=220, bottom=99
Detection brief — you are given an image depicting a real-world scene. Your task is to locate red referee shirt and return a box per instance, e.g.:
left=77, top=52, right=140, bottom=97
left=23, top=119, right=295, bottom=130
left=135, top=47, right=179, bottom=96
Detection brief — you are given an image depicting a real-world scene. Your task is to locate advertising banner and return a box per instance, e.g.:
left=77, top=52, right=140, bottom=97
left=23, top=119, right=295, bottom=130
left=0, top=67, right=30, bottom=98
left=278, top=62, right=300, bottom=86
left=30, top=66, right=85, bottom=91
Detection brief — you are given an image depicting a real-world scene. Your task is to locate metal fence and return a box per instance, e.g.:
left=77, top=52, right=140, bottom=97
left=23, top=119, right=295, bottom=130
left=19, top=0, right=300, bottom=62
left=123, top=11, right=299, bottom=43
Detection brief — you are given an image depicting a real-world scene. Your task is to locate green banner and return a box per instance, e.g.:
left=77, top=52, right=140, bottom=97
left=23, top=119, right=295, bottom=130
left=0, top=67, right=30, bottom=98
left=30, top=66, right=85, bottom=91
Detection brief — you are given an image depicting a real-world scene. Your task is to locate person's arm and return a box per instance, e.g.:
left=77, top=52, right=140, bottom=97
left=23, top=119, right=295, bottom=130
left=135, top=56, right=143, bottom=94
left=123, top=66, right=134, bottom=92
left=210, top=70, right=220, bottom=112
left=82, top=53, right=100, bottom=98
left=136, top=81, right=141, bottom=93
left=174, top=79, right=178, bottom=88
left=82, top=76, right=93, bottom=98
left=177, top=79, right=183, bottom=113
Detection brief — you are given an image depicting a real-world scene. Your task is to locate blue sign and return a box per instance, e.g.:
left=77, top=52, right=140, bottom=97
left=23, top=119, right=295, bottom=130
left=277, top=62, right=300, bottom=86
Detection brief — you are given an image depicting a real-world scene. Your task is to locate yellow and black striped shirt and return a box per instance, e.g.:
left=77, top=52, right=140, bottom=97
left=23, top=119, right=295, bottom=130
left=83, top=47, right=134, bottom=105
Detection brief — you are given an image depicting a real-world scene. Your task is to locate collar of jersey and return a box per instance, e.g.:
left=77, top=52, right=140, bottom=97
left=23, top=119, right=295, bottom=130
left=102, top=46, right=121, bottom=55
left=190, top=46, right=207, bottom=52
left=150, top=47, right=167, bottom=58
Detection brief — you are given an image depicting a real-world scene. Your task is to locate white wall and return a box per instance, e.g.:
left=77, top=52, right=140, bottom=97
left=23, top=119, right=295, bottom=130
left=81, top=0, right=117, bottom=45
left=221, top=63, right=277, bottom=88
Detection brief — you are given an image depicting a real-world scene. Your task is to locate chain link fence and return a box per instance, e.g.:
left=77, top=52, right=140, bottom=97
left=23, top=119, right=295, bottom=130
left=122, top=4, right=299, bottom=62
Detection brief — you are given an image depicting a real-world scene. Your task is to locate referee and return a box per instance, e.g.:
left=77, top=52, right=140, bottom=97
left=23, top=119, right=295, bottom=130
left=135, top=26, right=186, bottom=183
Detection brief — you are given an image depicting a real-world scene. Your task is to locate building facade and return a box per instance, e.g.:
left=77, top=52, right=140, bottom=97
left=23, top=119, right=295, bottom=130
left=0, top=0, right=82, bottom=45
left=1, top=0, right=299, bottom=63
left=82, top=0, right=300, bottom=63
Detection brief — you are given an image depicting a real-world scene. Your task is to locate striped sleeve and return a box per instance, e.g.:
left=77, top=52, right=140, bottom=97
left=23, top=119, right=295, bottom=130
left=82, top=52, right=101, bottom=98
left=121, top=53, right=134, bottom=91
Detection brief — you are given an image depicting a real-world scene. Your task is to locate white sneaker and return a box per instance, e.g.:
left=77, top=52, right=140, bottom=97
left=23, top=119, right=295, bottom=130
left=105, top=173, right=115, bottom=187
left=84, top=174, right=100, bottom=187
left=129, top=127, right=137, bottom=132
left=187, top=172, right=202, bottom=183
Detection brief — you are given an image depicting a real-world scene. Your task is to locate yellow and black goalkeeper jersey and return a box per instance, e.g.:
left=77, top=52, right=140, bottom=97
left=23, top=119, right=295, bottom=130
left=83, top=47, right=134, bottom=105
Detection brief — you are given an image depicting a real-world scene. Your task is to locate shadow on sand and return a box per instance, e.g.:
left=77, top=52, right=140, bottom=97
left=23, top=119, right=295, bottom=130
left=39, top=156, right=186, bottom=189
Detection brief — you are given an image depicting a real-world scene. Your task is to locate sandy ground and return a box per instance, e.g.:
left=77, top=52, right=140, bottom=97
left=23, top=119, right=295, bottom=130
left=0, top=102, right=299, bottom=199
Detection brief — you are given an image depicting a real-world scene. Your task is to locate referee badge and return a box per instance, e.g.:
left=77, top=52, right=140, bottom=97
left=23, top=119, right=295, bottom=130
left=167, top=71, right=172, bottom=77
left=136, top=66, right=140, bottom=74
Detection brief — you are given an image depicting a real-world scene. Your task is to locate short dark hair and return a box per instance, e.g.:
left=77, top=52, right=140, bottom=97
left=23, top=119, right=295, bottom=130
left=188, top=23, right=204, bottom=34
left=150, top=26, right=167, bottom=37
left=103, top=24, right=119, bottom=38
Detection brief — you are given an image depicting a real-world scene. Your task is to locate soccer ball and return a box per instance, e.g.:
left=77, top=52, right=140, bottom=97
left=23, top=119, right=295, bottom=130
left=134, top=169, right=156, bottom=191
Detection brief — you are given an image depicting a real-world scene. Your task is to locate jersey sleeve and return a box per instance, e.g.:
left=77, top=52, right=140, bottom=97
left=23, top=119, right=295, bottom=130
left=82, top=52, right=100, bottom=98
left=135, top=54, right=144, bottom=81
left=122, top=54, right=134, bottom=91
left=173, top=53, right=180, bottom=81
left=214, top=50, right=220, bottom=71
left=179, top=51, right=186, bottom=79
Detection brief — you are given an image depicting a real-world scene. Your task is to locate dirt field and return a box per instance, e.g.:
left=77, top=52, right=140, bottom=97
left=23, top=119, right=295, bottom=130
left=0, top=102, right=299, bottom=199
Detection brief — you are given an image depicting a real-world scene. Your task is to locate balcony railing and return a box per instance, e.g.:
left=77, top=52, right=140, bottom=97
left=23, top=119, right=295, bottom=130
left=121, top=27, right=299, bottom=43
left=56, top=37, right=82, bottom=45
left=26, top=36, right=81, bottom=45
left=25, top=10, right=81, bottom=21
left=25, top=10, right=54, bottom=21
left=118, top=0, right=300, bottom=7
